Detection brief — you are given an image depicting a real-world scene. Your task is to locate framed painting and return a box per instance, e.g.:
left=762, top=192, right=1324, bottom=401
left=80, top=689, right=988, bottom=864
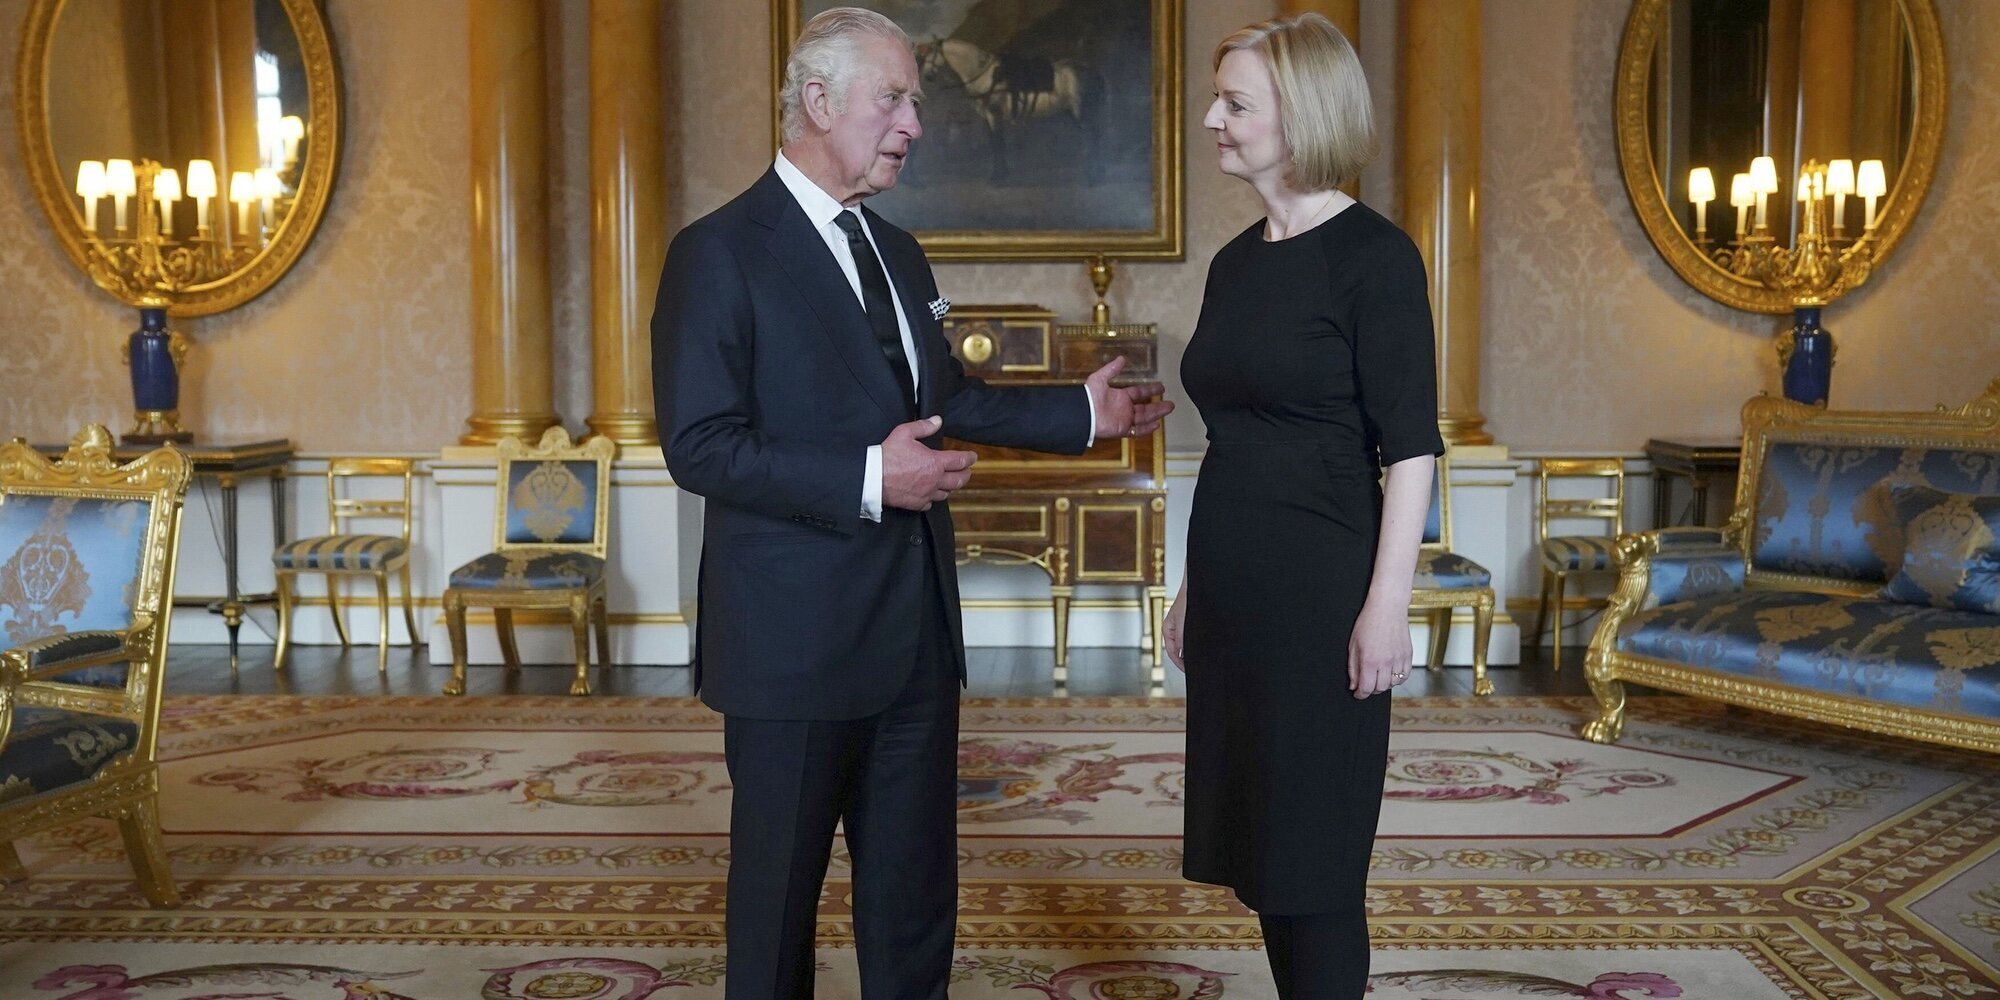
left=772, top=0, right=1183, bottom=261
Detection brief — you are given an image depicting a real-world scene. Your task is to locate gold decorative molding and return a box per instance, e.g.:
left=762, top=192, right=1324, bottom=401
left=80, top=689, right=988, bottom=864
left=1613, top=0, right=1946, bottom=315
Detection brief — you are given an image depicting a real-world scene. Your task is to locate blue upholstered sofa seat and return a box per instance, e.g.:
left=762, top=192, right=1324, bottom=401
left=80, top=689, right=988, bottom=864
left=0, top=707, right=138, bottom=806
left=1619, top=590, right=2000, bottom=720
left=448, top=550, right=605, bottom=590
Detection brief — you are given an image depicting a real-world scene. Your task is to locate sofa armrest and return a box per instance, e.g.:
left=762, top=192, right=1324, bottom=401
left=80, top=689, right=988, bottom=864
left=5, top=629, right=131, bottom=679
left=1611, top=530, right=1746, bottom=610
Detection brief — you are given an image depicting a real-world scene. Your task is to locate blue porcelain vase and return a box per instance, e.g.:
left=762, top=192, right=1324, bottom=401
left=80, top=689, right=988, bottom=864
left=1781, top=307, right=1834, bottom=407
left=125, top=307, right=191, bottom=442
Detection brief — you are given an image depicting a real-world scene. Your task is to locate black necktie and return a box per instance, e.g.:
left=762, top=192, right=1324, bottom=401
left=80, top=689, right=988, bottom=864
left=833, top=210, right=917, bottom=414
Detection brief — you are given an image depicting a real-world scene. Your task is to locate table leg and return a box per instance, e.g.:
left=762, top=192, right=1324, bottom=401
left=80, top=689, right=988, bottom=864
left=220, top=475, right=242, bottom=667
left=1651, top=470, right=1671, bottom=529
left=271, top=468, right=287, bottom=547
left=1051, top=586, right=1073, bottom=691
left=1693, top=478, right=1711, bottom=528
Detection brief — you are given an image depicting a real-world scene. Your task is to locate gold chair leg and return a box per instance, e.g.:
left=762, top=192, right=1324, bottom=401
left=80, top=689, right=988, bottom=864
left=443, top=590, right=469, bottom=696
left=273, top=572, right=294, bottom=671
left=569, top=597, right=593, bottom=696
left=1051, top=586, right=1073, bottom=691
left=373, top=573, right=391, bottom=673
left=593, top=595, right=612, bottom=672
left=1533, top=568, right=1553, bottom=649
left=0, top=841, right=23, bottom=880
left=399, top=563, right=423, bottom=647
left=1425, top=608, right=1449, bottom=671
left=117, top=794, right=181, bottom=908
left=1550, top=571, right=1568, bottom=672
left=1146, top=585, right=1167, bottom=696
left=326, top=576, right=352, bottom=648
left=494, top=608, right=522, bottom=669
left=1580, top=646, right=1628, bottom=744
left=1472, top=591, right=1495, bottom=696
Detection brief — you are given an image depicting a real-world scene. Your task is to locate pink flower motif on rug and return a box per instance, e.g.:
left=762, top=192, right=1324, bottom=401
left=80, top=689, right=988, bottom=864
left=32, top=963, right=421, bottom=1000
left=952, top=958, right=1230, bottom=1000
left=1366, top=969, right=1682, bottom=998
left=956, top=738, right=1185, bottom=825
left=1384, top=748, right=1676, bottom=805
left=480, top=956, right=727, bottom=999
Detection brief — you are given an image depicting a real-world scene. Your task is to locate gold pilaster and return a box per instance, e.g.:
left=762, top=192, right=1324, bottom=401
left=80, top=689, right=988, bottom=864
left=585, top=0, right=666, bottom=446
left=1400, top=0, right=1488, bottom=446
left=463, top=0, right=559, bottom=446
left=1280, top=0, right=1359, bottom=198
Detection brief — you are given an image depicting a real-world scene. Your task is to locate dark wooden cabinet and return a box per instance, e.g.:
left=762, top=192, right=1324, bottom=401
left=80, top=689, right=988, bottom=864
left=941, top=307, right=1168, bottom=692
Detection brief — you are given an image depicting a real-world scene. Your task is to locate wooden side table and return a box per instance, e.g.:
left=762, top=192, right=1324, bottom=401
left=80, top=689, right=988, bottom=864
left=1643, top=438, right=1741, bottom=529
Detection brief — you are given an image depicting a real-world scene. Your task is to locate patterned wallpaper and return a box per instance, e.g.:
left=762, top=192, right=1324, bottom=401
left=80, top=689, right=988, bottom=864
left=1, top=0, right=1995, bottom=452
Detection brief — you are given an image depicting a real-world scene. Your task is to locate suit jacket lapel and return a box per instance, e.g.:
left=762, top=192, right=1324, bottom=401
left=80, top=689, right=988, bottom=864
left=750, top=172, right=909, bottom=421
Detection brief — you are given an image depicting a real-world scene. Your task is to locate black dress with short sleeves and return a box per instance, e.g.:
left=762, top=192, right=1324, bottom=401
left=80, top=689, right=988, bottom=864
left=1179, top=203, right=1444, bottom=914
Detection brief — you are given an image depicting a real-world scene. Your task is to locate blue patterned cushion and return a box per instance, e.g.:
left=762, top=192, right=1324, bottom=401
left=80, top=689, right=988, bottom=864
left=1878, top=485, right=2000, bottom=615
left=1751, top=443, right=2000, bottom=582
left=0, top=707, right=139, bottom=805
left=448, top=550, right=604, bottom=590
left=274, top=535, right=408, bottom=572
left=0, top=494, right=152, bottom=647
left=1640, top=547, right=1746, bottom=610
left=1617, top=590, right=2000, bottom=719
left=1414, top=550, right=1491, bottom=590
left=1542, top=535, right=1617, bottom=572
left=502, top=460, right=600, bottom=546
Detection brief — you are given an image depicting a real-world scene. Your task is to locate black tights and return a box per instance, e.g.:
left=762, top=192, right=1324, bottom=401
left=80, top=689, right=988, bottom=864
left=1258, top=910, right=1370, bottom=999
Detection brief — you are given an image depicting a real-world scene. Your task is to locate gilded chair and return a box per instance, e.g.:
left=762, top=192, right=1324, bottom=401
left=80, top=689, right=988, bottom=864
left=1531, top=457, right=1627, bottom=672
left=442, top=427, right=615, bottom=697
left=1409, top=452, right=1497, bottom=695
left=0, top=426, right=192, bottom=907
left=272, top=457, right=422, bottom=672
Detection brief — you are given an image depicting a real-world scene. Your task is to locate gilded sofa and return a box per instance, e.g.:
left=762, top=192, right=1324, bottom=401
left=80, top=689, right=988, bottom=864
left=1581, top=381, right=2000, bottom=753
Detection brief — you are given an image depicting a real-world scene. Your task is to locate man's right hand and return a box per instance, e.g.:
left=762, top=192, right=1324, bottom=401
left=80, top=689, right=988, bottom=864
left=882, top=416, right=977, bottom=511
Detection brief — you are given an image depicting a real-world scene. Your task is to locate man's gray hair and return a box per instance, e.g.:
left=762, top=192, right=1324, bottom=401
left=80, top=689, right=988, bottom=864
left=778, top=7, right=910, bottom=144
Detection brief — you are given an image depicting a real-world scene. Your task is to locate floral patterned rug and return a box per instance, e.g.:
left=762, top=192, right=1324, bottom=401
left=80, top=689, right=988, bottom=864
left=1, top=695, right=1995, bottom=999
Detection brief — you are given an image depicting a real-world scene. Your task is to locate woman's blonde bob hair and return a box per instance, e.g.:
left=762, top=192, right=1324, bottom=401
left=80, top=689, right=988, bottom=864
left=1213, top=13, right=1377, bottom=192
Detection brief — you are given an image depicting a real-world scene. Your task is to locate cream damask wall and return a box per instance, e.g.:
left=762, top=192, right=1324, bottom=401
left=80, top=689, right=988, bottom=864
left=2, top=0, right=1996, bottom=452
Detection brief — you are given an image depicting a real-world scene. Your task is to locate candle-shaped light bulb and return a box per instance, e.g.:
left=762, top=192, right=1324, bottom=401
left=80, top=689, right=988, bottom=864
left=185, top=159, right=217, bottom=234
left=153, top=167, right=181, bottom=237
left=1729, top=172, right=1753, bottom=239
left=105, top=158, right=136, bottom=231
left=1857, top=159, right=1887, bottom=230
left=255, top=168, right=282, bottom=235
left=1688, top=167, right=1715, bottom=240
left=281, top=115, right=305, bottom=165
left=1827, top=159, right=1855, bottom=234
left=1750, top=156, right=1778, bottom=231
left=230, top=170, right=256, bottom=239
left=75, top=160, right=106, bottom=233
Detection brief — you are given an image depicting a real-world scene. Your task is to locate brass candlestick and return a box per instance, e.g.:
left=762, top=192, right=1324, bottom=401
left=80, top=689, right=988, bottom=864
left=1087, top=254, right=1115, bottom=325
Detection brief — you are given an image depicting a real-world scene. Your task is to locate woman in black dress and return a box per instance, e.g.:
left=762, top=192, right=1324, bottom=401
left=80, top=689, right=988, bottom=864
left=1163, top=13, right=1444, bottom=998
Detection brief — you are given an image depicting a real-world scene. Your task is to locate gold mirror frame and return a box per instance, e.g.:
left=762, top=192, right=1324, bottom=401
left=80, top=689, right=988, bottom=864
left=13, top=0, right=342, bottom=318
left=1615, top=0, right=1945, bottom=315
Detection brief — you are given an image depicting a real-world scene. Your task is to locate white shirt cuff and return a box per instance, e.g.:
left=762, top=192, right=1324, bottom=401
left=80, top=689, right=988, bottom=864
left=862, top=445, right=884, bottom=522
left=1083, top=384, right=1098, bottom=447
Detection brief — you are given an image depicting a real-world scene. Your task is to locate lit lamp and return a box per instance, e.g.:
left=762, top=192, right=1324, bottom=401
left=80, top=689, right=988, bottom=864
left=229, top=170, right=256, bottom=239
left=280, top=115, right=305, bottom=167
left=185, top=159, right=217, bottom=235
left=1729, top=172, right=1753, bottom=240
left=74, top=160, right=106, bottom=233
left=1825, top=159, right=1855, bottom=236
left=105, top=158, right=137, bottom=233
left=1857, top=159, right=1887, bottom=231
left=1749, top=155, right=1779, bottom=233
left=254, top=168, right=282, bottom=234
left=152, top=167, right=181, bottom=237
left=1687, top=167, right=1715, bottom=244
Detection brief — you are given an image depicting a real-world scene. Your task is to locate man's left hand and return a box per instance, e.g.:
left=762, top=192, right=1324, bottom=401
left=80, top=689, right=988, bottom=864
left=1086, top=357, right=1175, bottom=438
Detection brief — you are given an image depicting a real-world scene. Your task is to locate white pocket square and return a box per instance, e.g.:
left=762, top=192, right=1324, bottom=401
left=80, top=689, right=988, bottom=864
left=928, top=297, right=951, bottom=320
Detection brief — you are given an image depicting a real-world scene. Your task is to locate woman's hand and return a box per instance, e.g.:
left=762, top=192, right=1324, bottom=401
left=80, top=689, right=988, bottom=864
left=1348, top=598, right=1413, bottom=698
left=1164, top=586, right=1188, bottom=672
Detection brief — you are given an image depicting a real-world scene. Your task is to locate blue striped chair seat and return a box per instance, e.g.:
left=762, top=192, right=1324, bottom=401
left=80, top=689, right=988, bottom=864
left=449, top=550, right=605, bottom=590
left=1414, top=550, right=1492, bottom=590
left=274, top=535, right=408, bottom=571
left=0, top=707, right=139, bottom=806
left=1542, top=535, right=1618, bottom=572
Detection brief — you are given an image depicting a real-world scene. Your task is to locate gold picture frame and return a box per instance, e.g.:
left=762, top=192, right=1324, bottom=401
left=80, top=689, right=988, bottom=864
left=773, top=0, right=1182, bottom=261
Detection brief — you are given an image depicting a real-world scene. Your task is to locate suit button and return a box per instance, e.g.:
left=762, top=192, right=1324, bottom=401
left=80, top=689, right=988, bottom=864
left=909, top=533, right=923, bottom=547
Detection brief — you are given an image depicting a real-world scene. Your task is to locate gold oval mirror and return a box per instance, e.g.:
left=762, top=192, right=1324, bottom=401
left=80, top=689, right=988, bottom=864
left=1616, top=0, right=1945, bottom=314
left=14, top=0, right=341, bottom=317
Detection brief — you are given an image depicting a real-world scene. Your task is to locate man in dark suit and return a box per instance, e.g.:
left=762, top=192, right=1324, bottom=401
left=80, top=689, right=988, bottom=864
left=651, top=8, right=1172, bottom=999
